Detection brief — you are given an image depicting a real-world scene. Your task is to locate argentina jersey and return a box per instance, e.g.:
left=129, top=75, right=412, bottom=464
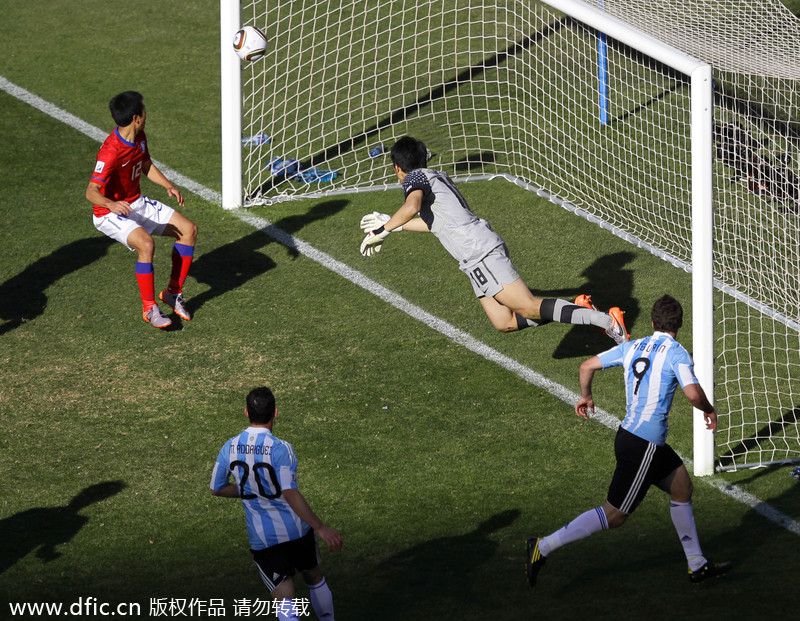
left=597, top=332, right=699, bottom=445
left=211, top=427, right=311, bottom=550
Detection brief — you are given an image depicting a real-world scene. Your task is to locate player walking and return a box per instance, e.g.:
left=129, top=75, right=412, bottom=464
left=358, top=136, right=628, bottom=343
left=526, top=295, right=732, bottom=585
left=211, top=387, right=341, bottom=621
left=86, top=91, right=197, bottom=328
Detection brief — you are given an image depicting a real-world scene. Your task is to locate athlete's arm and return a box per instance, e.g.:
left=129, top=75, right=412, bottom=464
left=682, top=383, right=718, bottom=431
left=385, top=189, right=428, bottom=232
left=143, top=160, right=185, bottom=207
left=575, top=355, right=603, bottom=419
left=282, top=488, right=342, bottom=552
left=210, top=482, right=240, bottom=498
left=86, top=181, right=132, bottom=216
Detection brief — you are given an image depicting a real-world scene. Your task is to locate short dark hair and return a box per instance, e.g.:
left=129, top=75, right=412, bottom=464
left=246, top=386, right=276, bottom=424
left=109, top=91, right=144, bottom=127
left=390, top=136, right=429, bottom=173
left=651, top=295, right=683, bottom=333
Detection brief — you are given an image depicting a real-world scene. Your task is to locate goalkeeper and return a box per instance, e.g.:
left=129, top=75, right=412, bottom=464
left=359, top=136, right=628, bottom=343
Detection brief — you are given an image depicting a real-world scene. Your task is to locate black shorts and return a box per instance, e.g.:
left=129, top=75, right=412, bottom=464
left=251, top=530, right=320, bottom=592
left=606, top=427, right=683, bottom=515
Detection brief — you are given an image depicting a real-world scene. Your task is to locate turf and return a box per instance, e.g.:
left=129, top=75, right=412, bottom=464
left=1, top=2, right=800, bottom=620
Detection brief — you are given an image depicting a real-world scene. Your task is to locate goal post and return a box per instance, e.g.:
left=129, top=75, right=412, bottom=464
left=220, top=0, right=800, bottom=474
left=544, top=1, right=716, bottom=477
left=220, top=0, right=242, bottom=209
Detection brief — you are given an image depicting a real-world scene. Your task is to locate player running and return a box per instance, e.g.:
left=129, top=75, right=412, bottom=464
left=211, top=387, right=341, bottom=621
left=526, top=295, right=732, bottom=586
left=358, top=136, right=629, bottom=344
left=86, top=91, right=197, bottom=328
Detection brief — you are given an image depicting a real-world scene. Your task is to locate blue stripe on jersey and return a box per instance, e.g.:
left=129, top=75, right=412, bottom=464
left=597, top=332, right=698, bottom=445
left=211, top=427, right=311, bottom=549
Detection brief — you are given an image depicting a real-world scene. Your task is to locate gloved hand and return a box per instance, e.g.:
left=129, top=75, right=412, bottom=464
left=360, top=226, right=391, bottom=257
left=359, top=212, right=402, bottom=233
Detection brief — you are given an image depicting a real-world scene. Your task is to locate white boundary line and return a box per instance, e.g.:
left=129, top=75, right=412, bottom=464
left=4, top=75, right=798, bottom=537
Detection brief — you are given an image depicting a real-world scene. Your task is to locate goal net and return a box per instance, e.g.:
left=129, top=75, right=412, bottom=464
left=581, top=0, right=800, bottom=471
left=222, top=0, right=800, bottom=472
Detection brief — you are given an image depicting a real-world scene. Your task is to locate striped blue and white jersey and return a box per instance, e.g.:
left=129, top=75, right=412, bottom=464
left=211, top=426, right=311, bottom=550
left=402, top=168, right=504, bottom=270
left=597, top=331, right=699, bottom=446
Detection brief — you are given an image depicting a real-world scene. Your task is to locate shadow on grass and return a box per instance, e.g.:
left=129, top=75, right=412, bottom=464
left=717, top=406, right=800, bottom=470
left=0, top=480, right=126, bottom=575
left=353, top=509, right=520, bottom=620
left=528, top=251, right=637, bottom=359
left=0, top=236, right=114, bottom=335
left=188, top=199, right=348, bottom=315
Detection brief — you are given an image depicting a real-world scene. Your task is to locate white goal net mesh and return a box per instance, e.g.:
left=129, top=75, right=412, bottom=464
left=236, top=0, right=800, bottom=470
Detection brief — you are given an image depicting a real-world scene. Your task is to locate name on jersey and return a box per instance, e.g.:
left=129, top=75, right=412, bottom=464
left=635, top=341, right=667, bottom=354
left=229, top=443, right=271, bottom=456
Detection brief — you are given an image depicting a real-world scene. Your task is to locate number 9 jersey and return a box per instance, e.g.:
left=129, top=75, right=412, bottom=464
left=210, top=426, right=311, bottom=550
left=597, top=331, right=699, bottom=446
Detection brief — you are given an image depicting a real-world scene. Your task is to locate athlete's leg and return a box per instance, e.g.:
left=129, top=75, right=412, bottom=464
left=493, top=278, right=612, bottom=331
left=126, top=227, right=157, bottom=311
left=301, top=566, right=334, bottom=621
left=161, top=211, right=197, bottom=302
left=161, top=210, right=198, bottom=245
left=270, top=578, right=301, bottom=621
left=658, top=464, right=706, bottom=570
left=479, top=294, right=532, bottom=332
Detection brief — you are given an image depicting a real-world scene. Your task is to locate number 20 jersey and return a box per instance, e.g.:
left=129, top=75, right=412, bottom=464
left=211, top=426, right=311, bottom=550
left=597, top=331, right=699, bottom=446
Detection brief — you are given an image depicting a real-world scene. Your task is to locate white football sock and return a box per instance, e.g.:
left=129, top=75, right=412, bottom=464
left=540, top=506, right=608, bottom=556
left=275, top=598, right=300, bottom=621
left=309, top=578, right=335, bottom=620
left=670, top=500, right=706, bottom=571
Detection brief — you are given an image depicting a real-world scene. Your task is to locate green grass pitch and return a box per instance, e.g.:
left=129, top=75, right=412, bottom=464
left=1, top=1, right=800, bottom=619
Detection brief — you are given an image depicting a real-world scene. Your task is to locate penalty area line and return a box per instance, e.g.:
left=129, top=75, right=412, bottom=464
left=4, top=74, right=798, bottom=537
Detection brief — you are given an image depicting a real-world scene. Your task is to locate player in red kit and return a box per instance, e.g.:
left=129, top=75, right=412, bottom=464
left=86, top=91, right=197, bottom=328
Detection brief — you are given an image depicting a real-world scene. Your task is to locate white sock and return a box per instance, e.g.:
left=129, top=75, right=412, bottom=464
left=275, top=598, right=300, bottom=621
left=308, top=578, right=335, bottom=620
left=670, top=500, right=706, bottom=571
left=540, top=506, right=608, bottom=556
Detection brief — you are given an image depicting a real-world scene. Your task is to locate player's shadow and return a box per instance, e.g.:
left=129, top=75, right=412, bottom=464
left=455, top=151, right=496, bottom=172
left=717, top=405, right=800, bottom=470
left=531, top=251, right=638, bottom=359
left=354, top=509, right=520, bottom=620
left=188, top=199, right=347, bottom=314
left=0, top=480, right=126, bottom=575
left=0, top=236, right=114, bottom=335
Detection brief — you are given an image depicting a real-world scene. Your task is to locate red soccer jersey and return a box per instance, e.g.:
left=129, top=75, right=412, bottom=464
left=89, top=128, right=151, bottom=217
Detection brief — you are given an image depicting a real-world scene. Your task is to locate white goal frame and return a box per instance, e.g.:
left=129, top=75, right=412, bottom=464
left=544, top=1, right=715, bottom=476
left=219, top=0, right=717, bottom=475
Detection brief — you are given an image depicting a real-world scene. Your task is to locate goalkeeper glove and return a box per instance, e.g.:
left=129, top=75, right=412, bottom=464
left=359, top=211, right=403, bottom=233
left=360, top=226, right=390, bottom=257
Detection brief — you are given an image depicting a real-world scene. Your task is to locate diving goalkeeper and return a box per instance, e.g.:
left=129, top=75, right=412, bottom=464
left=359, top=136, right=628, bottom=343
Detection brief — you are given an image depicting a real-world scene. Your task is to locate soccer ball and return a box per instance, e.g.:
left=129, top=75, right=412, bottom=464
left=233, top=26, right=268, bottom=61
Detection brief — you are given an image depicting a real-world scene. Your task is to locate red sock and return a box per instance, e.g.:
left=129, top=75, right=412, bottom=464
left=135, top=262, right=155, bottom=310
left=168, top=243, right=194, bottom=294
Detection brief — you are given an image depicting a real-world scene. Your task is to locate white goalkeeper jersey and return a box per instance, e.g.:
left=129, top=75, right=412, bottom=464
left=211, top=426, right=311, bottom=550
left=402, top=168, right=504, bottom=269
left=597, top=332, right=699, bottom=446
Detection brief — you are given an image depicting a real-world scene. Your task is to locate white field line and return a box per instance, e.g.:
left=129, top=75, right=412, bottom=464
left=5, top=75, right=798, bottom=537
